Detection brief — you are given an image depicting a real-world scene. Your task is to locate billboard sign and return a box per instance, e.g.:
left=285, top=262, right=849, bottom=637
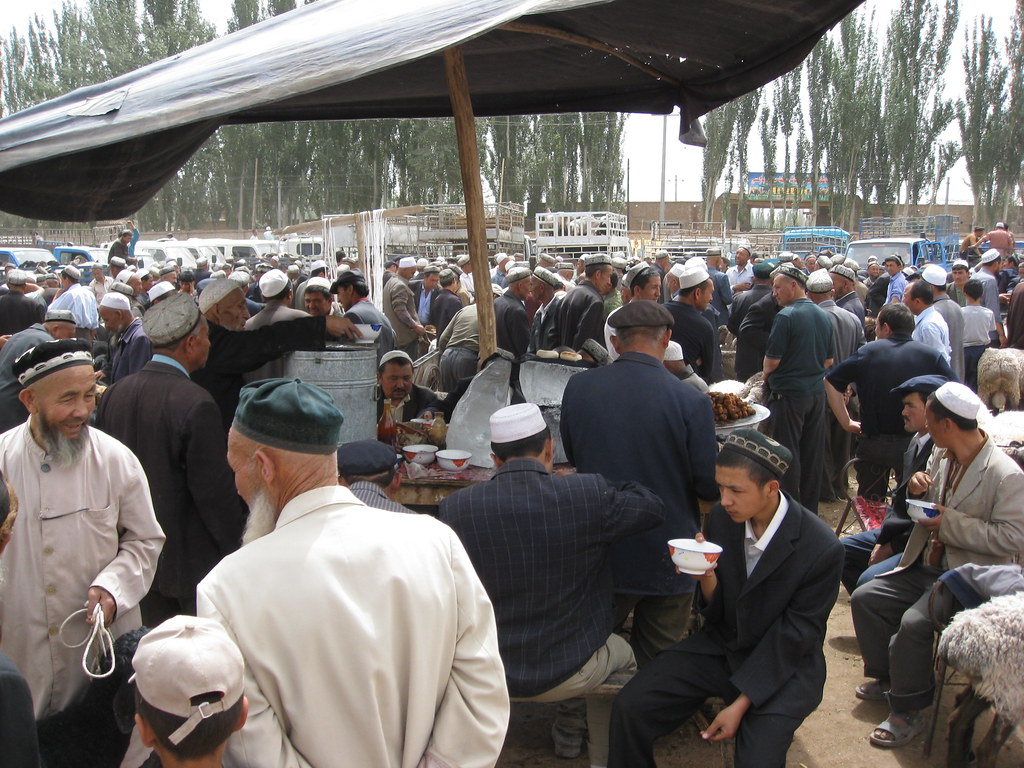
left=746, top=172, right=829, bottom=202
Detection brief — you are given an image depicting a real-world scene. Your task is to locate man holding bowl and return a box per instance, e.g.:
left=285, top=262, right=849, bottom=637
left=609, top=429, right=844, bottom=768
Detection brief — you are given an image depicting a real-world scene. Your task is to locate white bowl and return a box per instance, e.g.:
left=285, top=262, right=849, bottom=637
left=436, top=449, right=472, bottom=471
left=402, top=444, right=437, bottom=465
left=353, top=323, right=382, bottom=343
left=906, top=499, right=940, bottom=523
left=667, top=538, right=723, bottom=575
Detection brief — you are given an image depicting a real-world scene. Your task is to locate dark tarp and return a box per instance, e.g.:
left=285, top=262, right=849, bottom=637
left=0, top=0, right=864, bottom=221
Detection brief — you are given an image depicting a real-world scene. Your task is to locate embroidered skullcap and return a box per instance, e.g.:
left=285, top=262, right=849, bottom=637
left=622, top=262, right=651, bottom=291
left=43, top=309, right=75, bottom=324
left=611, top=255, right=628, bottom=270
left=233, top=378, right=342, bottom=454
left=379, top=350, right=413, bottom=369
left=490, top=403, right=547, bottom=444
left=805, top=270, right=834, bottom=294
left=607, top=300, right=674, bottom=329
left=198, top=278, right=242, bottom=313
left=421, top=264, right=440, bottom=275
left=773, top=262, right=808, bottom=286
left=921, top=264, right=948, bottom=287
left=556, top=262, right=575, bottom=271
left=491, top=283, right=504, bottom=297
left=109, top=256, right=127, bottom=269
left=933, top=381, right=985, bottom=421
left=583, top=253, right=612, bottom=268
left=439, top=268, right=457, bottom=287
left=718, top=428, right=792, bottom=478
left=158, top=264, right=177, bottom=277
left=5, top=270, right=27, bottom=286
left=143, top=292, right=201, bottom=347
left=147, top=282, right=176, bottom=303
left=13, top=339, right=93, bottom=386
left=705, top=246, right=723, bottom=257
left=131, top=616, right=244, bottom=746
left=539, top=253, right=558, bottom=266
left=816, top=255, right=833, bottom=270
left=829, top=264, right=856, bottom=282
left=777, top=251, right=795, bottom=263
left=258, top=269, right=289, bottom=298
left=110, top=281, right=135, bottom=299
left=61, top=265, right=81, bottom=281
left=532, top=266, right=562, bottom=289
left=456, top=254, right=472, bottom=266
left=505, top=267, right=531, bottom=284
left=979, top=249, right=1001, bottom=265
left=336, top=439, right=400, bottom=477
left=100, top=292, right=132, bottom=311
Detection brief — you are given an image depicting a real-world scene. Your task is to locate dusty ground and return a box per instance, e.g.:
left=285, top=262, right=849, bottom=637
left=495, top=499, right=1024, bottom=767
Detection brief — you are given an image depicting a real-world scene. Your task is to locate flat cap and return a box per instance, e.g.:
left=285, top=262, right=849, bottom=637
left=882, top=253, right=904, bottom=266
left=718, top=428, right=791, bottom=478
left=890, top=374, right=949, bottom=398
left=233, top=378, right=343, bottom=454
left=13, top=339, right=93, bottom=386
left=607, top=299, right=674, bottom=329
left=336, top=439, right=401, bottom=477
left=421, top=264, right=440, bottom=275
left=143, top=292, right=201, bottom=347
left=198, top=278, right=242, bottom=313
left=805, top=269, right=834, bottom=294
left=456, top=254, right=472, bottom=266
left=178, top=270, right=195, bottom=283
left=773, top=262, right=808, bottom=286
left=331, top=268, right=367, bottom=291
left=6, top=270, right=27, bottom=286
left=622, top=262, right=652, bottom=291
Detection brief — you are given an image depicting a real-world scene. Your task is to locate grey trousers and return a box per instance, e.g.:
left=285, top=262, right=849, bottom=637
left=850, top=563, right=943, bottom=712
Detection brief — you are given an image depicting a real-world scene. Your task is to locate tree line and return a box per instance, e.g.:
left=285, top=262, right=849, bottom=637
left=0, top=0, right=626, bottom=231
left=702, top=0, right=1024, bottom=232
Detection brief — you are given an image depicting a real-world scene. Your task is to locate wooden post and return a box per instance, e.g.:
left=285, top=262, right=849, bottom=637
left=444, top=46, right=496, bottom=361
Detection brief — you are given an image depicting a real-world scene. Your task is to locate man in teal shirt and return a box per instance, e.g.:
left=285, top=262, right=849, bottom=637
left=763, top=263, right=834, bottom=514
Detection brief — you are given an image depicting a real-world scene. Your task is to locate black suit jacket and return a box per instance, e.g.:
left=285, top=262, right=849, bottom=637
left=736, top=293, right=780, bottom=381
left=96, top=360, right=245, bottom=602
left=679, top=496, right=843, bottom=719
left=494, top=290, right=529, bottom=358
left=876, top=435, right=934, bottom=551
left=0, top=652, right=39, bottom=768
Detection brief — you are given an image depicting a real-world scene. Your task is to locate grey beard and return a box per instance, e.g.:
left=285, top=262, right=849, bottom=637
left=35, top=416, right=87, bottom=469
left=241, top=490, right=278, bottom=546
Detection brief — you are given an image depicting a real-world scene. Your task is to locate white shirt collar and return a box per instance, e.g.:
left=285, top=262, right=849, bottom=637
left=744, top=493, right=789, bottom=554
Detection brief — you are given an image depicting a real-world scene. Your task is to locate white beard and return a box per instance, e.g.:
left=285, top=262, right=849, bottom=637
left=241, top=490, right=278, bottom=546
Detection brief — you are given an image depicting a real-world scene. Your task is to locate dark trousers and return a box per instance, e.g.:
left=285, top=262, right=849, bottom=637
left=822, top=408, right=852, bottom=500
left=614, top=593, right=694, bottom=668
left=769, top=390, right=826, bottom=514
left=964, top=344, right=987, bottom=391
left=608, top=647, right=801, bottom=768
left=439, top=346, right=477, bottom=391
left=854, top=433, right=909, bottom=500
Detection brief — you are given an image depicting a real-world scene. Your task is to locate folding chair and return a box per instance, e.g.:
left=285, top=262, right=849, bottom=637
left=834, top=457, right=893, bottom=537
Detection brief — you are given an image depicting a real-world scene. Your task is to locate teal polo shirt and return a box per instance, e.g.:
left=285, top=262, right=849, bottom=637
left=764, top=297, right=835, bottom=395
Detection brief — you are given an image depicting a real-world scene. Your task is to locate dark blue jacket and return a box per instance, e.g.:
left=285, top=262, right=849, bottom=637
left=440, top=458, right=663, bottom=697
left=560, top=351, right=719, bottom=595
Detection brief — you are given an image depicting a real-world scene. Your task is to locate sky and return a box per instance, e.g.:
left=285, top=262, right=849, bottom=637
left=0, top=0, right=1017, bottom=206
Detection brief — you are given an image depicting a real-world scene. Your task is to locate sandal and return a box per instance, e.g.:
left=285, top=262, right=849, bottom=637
left=855, top=680, right=889, bottom=701
left=869, top=711, right=925, bottom=748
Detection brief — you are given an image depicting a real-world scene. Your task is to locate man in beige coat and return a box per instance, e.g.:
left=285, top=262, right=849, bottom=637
left=851, top=382, right=1024, bottom=749
left=383, top=256, right=425, bottom=358
left=0, top=339, right=164, bottom=718
left=198, top=378, right=509, bottom=768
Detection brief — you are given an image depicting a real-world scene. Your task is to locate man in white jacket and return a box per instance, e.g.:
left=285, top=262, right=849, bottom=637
left=198, top=378, right=509, bottom=768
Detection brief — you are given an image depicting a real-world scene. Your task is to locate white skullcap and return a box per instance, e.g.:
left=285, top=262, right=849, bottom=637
left=148, top=281, right=176, bottom=302
left=934, top=381, right=984, bottom=421
left=305, top=276, right=332, bottom=293
left=805, top=269, right=834, bottom=294
left=951, top=259, right=970, bottom=270
left=669, top=262, right=687, bottom=279
left=309, top=260, right=327, bottom=272
left=684, top=256, right=706, bottom=269
left=495, top=253, right=511, bottom=264
left=980, top=249, right=1002, bottom=265
left=99, top=292, right=132, bottom=311
left=398, top=256, right=417, bottom=269
left=921, top=264, right=948, bottom=287
left=664, top=341, right=684, bottom=362
left=678, top=264, right=711, bottom=290
left=259, top=268, right=289, bottom=297
left=198, top=278, right=242, bottom=313
left=490, top=403, right=547, bottom=444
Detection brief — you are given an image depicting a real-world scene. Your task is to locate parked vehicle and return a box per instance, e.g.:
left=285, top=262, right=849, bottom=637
left=0, top=247, right=56, bottom=267
left=52, top=246, right=108, bottom=266
left=845, top=237, right=948, bottom=270
left=134, top=240, right=201, bottom=270
left=779, top=226, right=850, bottom=256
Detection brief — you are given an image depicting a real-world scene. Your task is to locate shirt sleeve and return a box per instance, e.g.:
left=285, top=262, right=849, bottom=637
left=764, top=312, right=791, bottom=360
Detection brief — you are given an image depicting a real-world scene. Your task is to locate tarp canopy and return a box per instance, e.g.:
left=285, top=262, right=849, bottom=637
left=0, top=0, right=864, bottom=221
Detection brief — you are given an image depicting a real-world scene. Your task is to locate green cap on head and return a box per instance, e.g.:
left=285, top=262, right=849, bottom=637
left=233, top=378, right=342, bottom=454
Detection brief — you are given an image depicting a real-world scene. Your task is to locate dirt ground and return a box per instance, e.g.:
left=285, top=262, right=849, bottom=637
left=495, top=499, right=1024, bottom=767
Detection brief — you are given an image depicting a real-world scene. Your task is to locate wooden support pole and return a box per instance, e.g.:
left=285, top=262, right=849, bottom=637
left=444, top=46, right=496, bottom=362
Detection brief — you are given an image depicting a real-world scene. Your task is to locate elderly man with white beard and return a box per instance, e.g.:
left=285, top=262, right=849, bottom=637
left=197, top=378, right=509, bottom=768
left=0, top=339, right=164, bottom=720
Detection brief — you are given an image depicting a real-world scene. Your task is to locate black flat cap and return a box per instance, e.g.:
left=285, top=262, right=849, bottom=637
left=337, top=439, right=401, bottom=476
left=607, top=300, right=674, bottom=329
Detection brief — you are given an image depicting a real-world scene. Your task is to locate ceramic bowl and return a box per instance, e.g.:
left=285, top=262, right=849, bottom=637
left=353, top=323, right=382, bottom=343
left=667, top=538, right=723, bottom=575
left=907, top=499, right=940, bottom=522
left=435, top=449, right=472, bottom=471
left=402, top=444, right=437, bottom=465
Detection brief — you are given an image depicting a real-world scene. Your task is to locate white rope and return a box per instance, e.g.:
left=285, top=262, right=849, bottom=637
left=59, top=603, right=115, bottom=679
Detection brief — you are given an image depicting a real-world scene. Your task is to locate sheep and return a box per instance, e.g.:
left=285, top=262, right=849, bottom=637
left=976, top=348, right=1024, bottom=413
left=936, top=592, right=1024, bottom=768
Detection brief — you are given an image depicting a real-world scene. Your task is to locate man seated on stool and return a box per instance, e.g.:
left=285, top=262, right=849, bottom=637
left=608, top=429, right=843, bottom=768
left=337, top=439, right=416, bottom=515
left=441, top=403, right=665, bottom=767
left=375, top=350, right=441, bottom=421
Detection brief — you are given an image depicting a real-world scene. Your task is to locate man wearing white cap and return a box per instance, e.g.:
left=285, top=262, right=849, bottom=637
left=147, top=281, right=177, bottom=307
left=0, top=270, right=44, bottom=335
left=665, top=261, right=718, bottom=383
left=902, top=279, right=950, bottom=364
left=0, top=339, right=164, bottom=720
left=441, top=403, right=664, bottom=765
left=290, top=259, right=328, bottom=311
left=49, top=265, right=99, bottom=341
left=100, top=291, right=152, bottom=384
left=974, top=249, right=1007, bottom=347
left=383, top=256, right=425, bottom=358
left=245, top=269, right=308, bottom=331
left=491, top=252, right=512, bottom=289
left=976, top=221, right=1015, bottom=258
left=920, top=263, right=964, bottom=379
left=851, top=382, right=1024, bottom=749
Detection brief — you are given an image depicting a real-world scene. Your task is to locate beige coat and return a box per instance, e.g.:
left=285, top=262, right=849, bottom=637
left=899, top=435, right=1024, bottom=570
left=0, top=422, right=164, bottom=717
left=383, top=275, right=419, bottom=347
left=198, top=485, right=509, bottom=768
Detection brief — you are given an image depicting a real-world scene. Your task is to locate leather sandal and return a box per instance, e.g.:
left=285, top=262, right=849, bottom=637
left=869, top=711, right=925, bottom=748
left=855, top=679, right=889, bottom=701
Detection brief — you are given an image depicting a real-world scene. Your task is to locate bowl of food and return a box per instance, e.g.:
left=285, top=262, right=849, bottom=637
left=667, top=538, right=723, bottom=575
left=402, top=444, right=437, bottom=465
left=353, top=323, right=382, bottom=344
left=435, top=449, right=472, bottom=471
left=906, top=499, right=940, bottom=522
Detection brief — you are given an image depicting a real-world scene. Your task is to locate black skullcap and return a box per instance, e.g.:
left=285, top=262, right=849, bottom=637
left=13, top=339, right=93, bottom=387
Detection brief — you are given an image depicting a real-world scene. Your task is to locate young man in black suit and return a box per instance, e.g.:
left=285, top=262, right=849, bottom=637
left=609, top=429, right=844, bottom=768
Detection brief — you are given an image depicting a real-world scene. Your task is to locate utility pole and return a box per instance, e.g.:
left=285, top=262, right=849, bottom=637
left=659, top=115, right=667, bottom=222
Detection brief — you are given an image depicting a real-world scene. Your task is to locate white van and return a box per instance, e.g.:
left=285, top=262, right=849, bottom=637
left=134, top=240, right=201, bottom=270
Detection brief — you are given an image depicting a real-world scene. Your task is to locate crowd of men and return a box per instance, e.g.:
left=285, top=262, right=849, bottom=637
left=0, top=225, right=1022, bottom=768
